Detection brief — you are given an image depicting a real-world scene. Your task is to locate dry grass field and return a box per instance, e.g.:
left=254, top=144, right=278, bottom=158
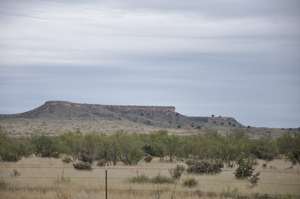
left=0, top=157, right=300, bottom=199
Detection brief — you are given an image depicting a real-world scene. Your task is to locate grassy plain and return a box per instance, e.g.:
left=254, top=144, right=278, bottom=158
left=0, top=157, right=299, bottom=199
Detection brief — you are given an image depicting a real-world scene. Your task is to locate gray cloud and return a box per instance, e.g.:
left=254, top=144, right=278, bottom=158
left=0, top=0, right=299, bottom=127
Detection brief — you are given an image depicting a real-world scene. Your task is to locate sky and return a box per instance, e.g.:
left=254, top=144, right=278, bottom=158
left=0, top=0, right=299, bottom=128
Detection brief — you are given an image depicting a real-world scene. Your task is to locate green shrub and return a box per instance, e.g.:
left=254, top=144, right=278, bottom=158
left=249, top=139, right=278, bottom=161
left=142, top=144, right=156, bottom=156
left=62, top=156, right=72, bottom=164
left=187, top=160, right=223, bottom=175
left=117, top=134, right=144, bottom=165
left=150, top=174, right=174, bottom=184
left=182, top=177, right=198, bottom=188
left=277, top=134, right=300, bottom=165
left=235, top=157, right=255, bottom=179
left=1, top=130, right=300, bottom=173
left=144, top=154, right=153, bottom=163
left=129, top=174, right=174, bottom=184
left=128, top=175, right=150, bottom=183
left=73, top=161, right=92, bottom=170
left=78, top=151, right=94, bottom=163
left=31, top=135, right=60, bottom=158
left=0, top=133, right=24, bottom=162
left=185, top=159, right=196, bottom=166
left=0, top=150, right=21, bottom=162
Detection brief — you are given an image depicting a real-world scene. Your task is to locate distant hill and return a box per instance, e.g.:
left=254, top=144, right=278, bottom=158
left=0, top=101, right=243, bottom=136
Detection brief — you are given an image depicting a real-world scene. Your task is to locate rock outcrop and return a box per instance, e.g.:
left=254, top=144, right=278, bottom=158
left=0, top=101, right=243, bottom=135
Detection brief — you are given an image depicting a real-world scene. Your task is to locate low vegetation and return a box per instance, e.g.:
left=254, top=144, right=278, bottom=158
left=182, top=177, right=198, bottom=188
left=0, top=129, right=300, bottom=170
left=144, top=154, right=153, bottom=163
left=62, top=156, right=72, bottom=164
left=128, top=174, right=151, bottom=183
left=129, top=174, right=174, bottom=184
left=187, top=160, right=223, bottom=174
left=169, top=164, right=185, bottom=179
left=235, top=157, right=256, bottom=179
left=72, top=161, right=92, bottom=170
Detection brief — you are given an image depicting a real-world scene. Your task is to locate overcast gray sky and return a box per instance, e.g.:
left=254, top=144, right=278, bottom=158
left=0, top=0, right=299, bottom=127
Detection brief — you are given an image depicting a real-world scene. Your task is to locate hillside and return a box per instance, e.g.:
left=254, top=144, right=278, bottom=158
left=0, top=101, right=243, bottom=136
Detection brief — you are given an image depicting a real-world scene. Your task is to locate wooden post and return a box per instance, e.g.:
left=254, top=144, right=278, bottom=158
left=105, top=169, right=108, bottom=199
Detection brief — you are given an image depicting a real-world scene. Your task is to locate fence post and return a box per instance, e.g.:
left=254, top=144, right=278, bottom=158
left=105, top=169, right=108, bottom=199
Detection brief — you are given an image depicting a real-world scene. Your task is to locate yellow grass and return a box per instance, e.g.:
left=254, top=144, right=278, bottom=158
left=0, top=157, right=300, bottom=199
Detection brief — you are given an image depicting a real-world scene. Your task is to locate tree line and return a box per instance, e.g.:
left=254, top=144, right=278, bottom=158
left=0, top=130, right=299, bottom=166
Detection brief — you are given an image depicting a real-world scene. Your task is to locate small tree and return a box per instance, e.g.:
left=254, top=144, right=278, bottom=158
left=31, top=135, right=59, bottom=158
left=163, top=135, right=181, bottom=162
left=277, top=134, right=300, bottom=166
left=235, top=157, right=255, bottom=179
left=249, top=138, right=278, bottom=161
left=0, top=132, right=33, bottom=162
left=117, top=134, right=144, bottom=165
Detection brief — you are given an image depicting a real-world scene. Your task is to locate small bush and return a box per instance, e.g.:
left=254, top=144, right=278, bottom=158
left=182, top=177, right=198, bottom=188
left=150, top=174, right=174, bottom=184
left=78, top=152, right=94, bottom=163
left=187, top=160, right=223, bottom=175
left=169, top=165, right=185, bottom=179
left=0, top=151, right=21, bottom=162
left=0, top=133, right=23, bottom=162
left=235, top=158, right=255, bottom=179
left=73, top=161, right=92, bottom=170
left=31, top=135, right=60, bottom=158
left=128, top=175, right=150, bottom=183
left=129, top=174, right=174, bottom=184
left=62, top=156, right=72, bottom=164
left=144, top=154, right=153, bottom=163
left=185, top=159, right=196, bottom=166
left=0, top=135, right=24, bottom=162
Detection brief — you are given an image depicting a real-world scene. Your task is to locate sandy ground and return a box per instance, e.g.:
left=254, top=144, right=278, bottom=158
left=0, top=157, right=300, bottom=199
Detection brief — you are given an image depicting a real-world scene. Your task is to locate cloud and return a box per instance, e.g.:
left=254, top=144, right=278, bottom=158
left=0, top=3, right=299, bottom=66
left=0, top=0, right=299, bottom=127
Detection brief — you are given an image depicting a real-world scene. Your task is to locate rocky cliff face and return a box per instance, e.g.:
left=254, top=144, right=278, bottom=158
left=0, top=101, right=243, bottom=135
left=0, top=101, right=175, bottom=118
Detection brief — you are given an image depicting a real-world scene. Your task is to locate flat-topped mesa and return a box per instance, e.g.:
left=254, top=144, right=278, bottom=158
left=104, top=105, right=176, bottom=113
left=0, top=100, right=246, bottom=135
left=44, top=101, right=176, bottom=112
